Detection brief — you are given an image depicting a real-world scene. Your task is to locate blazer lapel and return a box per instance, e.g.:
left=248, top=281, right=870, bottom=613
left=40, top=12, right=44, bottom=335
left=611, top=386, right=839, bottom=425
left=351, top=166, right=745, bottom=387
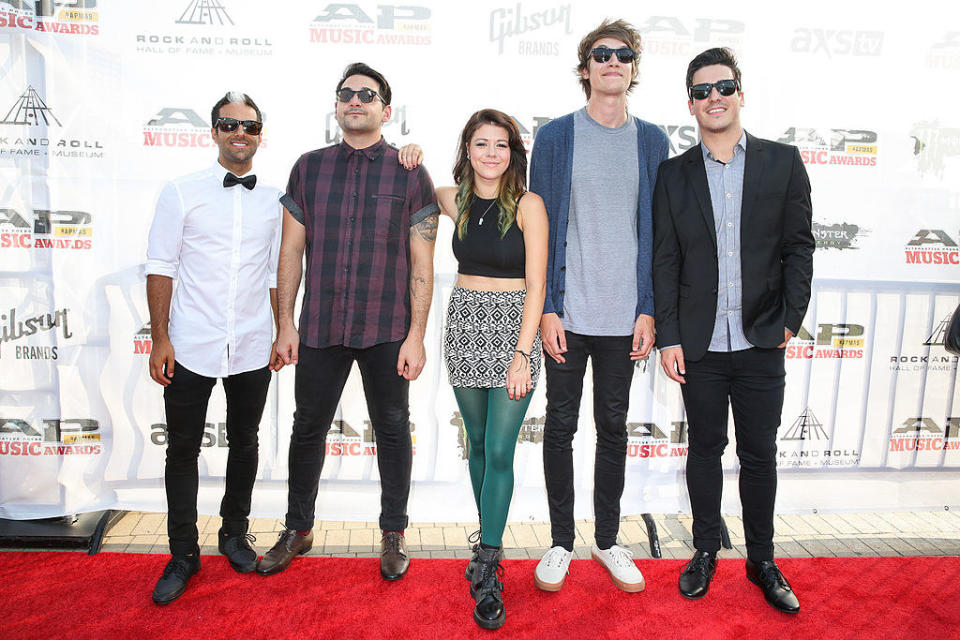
left=741, top=132, right=764, bottom=230
left=683, top=145, right=717, bottom=252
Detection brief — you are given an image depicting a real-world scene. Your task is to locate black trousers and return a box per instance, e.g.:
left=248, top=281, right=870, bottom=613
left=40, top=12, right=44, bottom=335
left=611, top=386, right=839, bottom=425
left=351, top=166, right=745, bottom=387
left=681, top=348, right=785, bottom=562
left=285, top=341, right=411, bottom=532
left=163, top=362, right=271, bottom=555
left=543, top=332, right=635, bottom=550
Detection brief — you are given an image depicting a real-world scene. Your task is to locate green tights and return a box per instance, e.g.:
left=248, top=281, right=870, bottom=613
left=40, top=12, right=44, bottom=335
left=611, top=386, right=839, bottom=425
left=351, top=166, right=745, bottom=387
left=453, top=386, right=532, bottom=547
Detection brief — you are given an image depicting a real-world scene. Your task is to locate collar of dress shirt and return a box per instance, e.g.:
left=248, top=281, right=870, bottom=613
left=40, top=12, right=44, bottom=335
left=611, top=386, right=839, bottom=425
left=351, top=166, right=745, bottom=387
left=701, top=130, right=747, bottom=164
left=338, top=136, right=386, bottom=161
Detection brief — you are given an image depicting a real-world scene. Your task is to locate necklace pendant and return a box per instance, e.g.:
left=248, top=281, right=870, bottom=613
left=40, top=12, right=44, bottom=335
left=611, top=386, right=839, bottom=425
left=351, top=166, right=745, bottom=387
left=478, top=218, right=484, bottom=226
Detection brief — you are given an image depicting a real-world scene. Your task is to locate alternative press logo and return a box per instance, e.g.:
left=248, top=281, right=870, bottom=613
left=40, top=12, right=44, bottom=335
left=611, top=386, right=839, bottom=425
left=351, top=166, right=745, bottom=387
left=904, top=229, right=959, bottom=266
left=309, top=3, right=431, bottom=46
left=910, top=121, right=960, bottom=180
left=888, top=417, right=960, bottom=454
left=136, top=0, right=272, bottom=57
left=143, top=107, right=213, bottom=149
left=0, top=209, right=93, bottom=250
left=133, top=323, right=152, bottom=355
left=811, top=220, right=868, bottom=251
left=789, top=27, right=883, bottom=57
left=489, top=3, right=572, bottom=56
left=0, top=417, right=102, bottom=456
left=786, top=323, right=865, bottom=360
left=638, top=16, right=745, bottom=57
left=926, top=32, right=960, bottom=69
left=0, top=0, right=99, bottom=36
left=778, top=408, right=859, bottom=468
left=0, top=87, right=105, bottom=159
left=779, top=127, right=877, bottom=167
left=625, top=421, right=688, bottom=459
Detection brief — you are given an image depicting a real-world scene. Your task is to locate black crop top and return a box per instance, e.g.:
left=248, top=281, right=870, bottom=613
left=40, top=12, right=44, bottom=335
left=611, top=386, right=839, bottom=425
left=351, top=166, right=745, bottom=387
left=452, top=196, right=525, bottom=278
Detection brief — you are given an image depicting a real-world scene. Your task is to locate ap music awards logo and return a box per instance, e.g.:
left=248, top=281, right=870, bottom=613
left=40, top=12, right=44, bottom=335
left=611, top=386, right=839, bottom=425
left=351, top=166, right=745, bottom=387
left=0, top=86, right=105, bottom=159
left=143, top=106, right=273, bottom=150
left=904, top=229, right=959, bottom=266
left=812, top=220, right=868, bottom=250
left=135, top=0, right=272, bottom=57
left=0, top=417, right=101, bottom=457
left=309, top=3, right=431, bottom=46
left=0, top=209, right=93, bottom=251
left=516, top=115, right=553, bottom=152
left=0, top=306, right=71, bottom=360
left=910, top=121, right=960, bottom=180
left=133, top=322, right=151, bottom=355
left=0, top=0, right=99, bottom=36
left=786, top=323, right=866, bottom=360
left=890, top=311, right=960, bottom=373
left=626, top=421, right=688, bottom=459
left=888, top=417, right=960, bottom=454
left=926, top=32, right=960, bottom=70
left=778, top=407, right=859, bottom=468
left=638, top=16, right=744, bottom=57
left=779, top=127, right=878, bottom=167
left=488, top=3, right=572, bottom=56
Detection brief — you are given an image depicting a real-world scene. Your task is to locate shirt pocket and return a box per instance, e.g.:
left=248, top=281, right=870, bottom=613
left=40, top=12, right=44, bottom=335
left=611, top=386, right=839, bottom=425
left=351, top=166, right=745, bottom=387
left=371, top=193, right=405, bottom=239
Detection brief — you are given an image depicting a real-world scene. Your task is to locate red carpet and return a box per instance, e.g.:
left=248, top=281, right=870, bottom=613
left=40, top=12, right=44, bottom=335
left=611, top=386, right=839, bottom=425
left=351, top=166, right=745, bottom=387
left=1, top=552, right=958, bottom=639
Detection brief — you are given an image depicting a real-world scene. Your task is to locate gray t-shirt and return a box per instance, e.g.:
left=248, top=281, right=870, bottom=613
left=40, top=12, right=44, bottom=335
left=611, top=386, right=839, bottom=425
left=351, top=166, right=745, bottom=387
left=562, top=108, right=639, bottom=335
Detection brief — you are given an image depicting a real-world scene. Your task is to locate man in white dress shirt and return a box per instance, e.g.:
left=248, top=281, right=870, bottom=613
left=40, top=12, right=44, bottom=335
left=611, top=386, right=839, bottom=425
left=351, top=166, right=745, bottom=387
left=145, top=91, right=283, bottom=605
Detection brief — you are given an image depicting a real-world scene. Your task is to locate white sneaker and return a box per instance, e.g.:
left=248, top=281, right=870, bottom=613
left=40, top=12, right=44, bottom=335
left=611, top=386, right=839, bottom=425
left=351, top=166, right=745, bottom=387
left=534, top=545, right=573, bottom=591
left=591, top=544, right=645, bottom=592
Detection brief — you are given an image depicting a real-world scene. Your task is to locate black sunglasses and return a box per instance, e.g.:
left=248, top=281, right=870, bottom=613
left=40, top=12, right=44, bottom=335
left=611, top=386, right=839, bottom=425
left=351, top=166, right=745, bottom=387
left=590, top=46, right=636, bottom=64
left=688, top=79, right=740, bottom=101
left=336, top=87, right=383, bottom=104
left=215, top=117, right=263, bottom=135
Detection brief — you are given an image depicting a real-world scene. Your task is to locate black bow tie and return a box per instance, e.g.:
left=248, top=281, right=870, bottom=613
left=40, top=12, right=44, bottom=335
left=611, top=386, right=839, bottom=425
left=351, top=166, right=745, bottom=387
left=223, top=172, right=257, bottom=190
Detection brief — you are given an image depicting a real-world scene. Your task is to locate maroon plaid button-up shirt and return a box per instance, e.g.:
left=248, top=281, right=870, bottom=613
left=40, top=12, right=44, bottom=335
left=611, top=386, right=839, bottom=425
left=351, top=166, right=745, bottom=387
left=281, top=138, right=439, bottom=349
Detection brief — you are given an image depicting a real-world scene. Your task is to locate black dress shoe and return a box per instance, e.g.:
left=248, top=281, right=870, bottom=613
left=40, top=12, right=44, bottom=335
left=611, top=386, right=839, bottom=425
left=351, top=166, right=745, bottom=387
left=679, top=550, right=717, bottom=599
left=218, top=529, right=259, bottom=573
left=745, top=559, right=800, bottom=613
left=257, top=529, right=313, bottom=575
left=381, top=531, right=409, bottom=581
left=152, top=554, right=200, bottom=605
left=472, top=546, right=505, bottom=630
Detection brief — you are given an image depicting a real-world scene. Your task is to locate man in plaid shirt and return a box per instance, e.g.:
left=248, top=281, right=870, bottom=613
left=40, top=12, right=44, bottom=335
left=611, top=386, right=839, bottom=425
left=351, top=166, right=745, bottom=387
left=258, top=62, right=440, bottom=581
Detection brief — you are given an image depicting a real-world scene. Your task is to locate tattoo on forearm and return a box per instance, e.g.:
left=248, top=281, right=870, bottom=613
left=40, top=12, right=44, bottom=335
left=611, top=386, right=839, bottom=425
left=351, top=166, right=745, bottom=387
left=412, top=213, right=439, bottom=242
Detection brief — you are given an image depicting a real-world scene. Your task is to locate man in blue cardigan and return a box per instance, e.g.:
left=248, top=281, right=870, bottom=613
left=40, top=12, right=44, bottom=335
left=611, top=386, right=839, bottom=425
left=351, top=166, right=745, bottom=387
left=530, top=18, right=669, bottom=593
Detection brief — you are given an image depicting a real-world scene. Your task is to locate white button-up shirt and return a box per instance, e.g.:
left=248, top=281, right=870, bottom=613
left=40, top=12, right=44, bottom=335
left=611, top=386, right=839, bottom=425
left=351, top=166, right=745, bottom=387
left=145, top=164, right=282, bottom=378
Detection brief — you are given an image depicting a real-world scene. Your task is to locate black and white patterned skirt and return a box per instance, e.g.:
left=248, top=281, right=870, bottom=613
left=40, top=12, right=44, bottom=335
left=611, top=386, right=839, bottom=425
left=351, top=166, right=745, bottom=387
left=443, top=286, right=542, bottom=389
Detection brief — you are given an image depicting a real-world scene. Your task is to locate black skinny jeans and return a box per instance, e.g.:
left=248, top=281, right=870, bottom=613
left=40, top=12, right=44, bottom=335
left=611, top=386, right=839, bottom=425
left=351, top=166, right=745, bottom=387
left=163, top=362, right=271, bottom=555
left=543, top=332, right=635, bottom=550
left=284, top=341, right=412, bottom=532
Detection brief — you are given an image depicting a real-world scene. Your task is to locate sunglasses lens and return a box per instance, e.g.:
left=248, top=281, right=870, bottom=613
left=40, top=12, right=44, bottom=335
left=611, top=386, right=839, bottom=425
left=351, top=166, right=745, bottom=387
left=242, top=121, right=263, bottom=135
left=717, top=80, right=737, bottom=96
left=357, top=89, right=377, bottom=103
left=691, top=85, right=711, bottom=100
left=615, top=48, right=636, bottom=63
left=217, top=118, right=239, bottom=132
left=591, top=48, right=612, bottom=63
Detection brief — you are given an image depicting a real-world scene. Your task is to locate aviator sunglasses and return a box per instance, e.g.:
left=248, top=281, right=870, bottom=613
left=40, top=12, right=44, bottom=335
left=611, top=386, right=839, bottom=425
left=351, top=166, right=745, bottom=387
left=215, top=117, right=263, bottom=135
left=336, top=87, right=383, bottom=104
left=688, top=79, right=740, bottom=101
left=590, top=46, right=637, bottom=64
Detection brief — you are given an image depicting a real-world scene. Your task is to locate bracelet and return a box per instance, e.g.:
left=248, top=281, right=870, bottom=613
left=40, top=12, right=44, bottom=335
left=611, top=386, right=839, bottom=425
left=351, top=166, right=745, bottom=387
left=514, top=349, right=530, bottom=362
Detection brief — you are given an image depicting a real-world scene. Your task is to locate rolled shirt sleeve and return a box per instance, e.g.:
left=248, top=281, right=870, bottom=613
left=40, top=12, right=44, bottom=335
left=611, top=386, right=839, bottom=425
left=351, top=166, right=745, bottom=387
left=145, top=182, right=185, bottom=279
left=407, top=165, right=440, bottom=226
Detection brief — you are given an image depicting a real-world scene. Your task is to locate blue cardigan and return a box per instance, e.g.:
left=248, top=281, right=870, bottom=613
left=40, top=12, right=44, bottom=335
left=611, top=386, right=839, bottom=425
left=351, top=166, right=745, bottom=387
left=529, top=111, right=669, bottom=319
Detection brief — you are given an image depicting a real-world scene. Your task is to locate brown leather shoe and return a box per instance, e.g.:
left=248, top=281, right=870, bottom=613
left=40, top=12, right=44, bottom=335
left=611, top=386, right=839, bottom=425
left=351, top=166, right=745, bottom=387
left=380, top=530, right=409, bottom=580
left=257, top=529, right=313, bottom=576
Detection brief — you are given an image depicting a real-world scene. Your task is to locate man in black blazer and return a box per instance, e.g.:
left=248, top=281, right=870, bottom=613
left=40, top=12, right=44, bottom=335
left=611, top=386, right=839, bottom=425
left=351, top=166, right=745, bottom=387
left=652, top=48, right=814, bottom=613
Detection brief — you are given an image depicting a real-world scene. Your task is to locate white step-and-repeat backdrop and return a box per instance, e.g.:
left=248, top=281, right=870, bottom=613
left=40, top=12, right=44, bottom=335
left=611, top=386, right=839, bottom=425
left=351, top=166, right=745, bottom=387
left=1, top=0, right=958, bottom=522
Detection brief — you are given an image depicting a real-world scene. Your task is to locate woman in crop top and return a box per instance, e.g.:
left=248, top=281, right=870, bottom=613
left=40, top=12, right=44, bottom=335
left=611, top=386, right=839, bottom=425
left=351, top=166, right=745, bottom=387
left=436, top=109, right=547, bottom=630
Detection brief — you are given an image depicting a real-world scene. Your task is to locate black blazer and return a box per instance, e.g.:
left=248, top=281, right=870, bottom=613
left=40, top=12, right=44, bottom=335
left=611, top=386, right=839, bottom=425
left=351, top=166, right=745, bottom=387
left=652, top=132, right=815, bottom=361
